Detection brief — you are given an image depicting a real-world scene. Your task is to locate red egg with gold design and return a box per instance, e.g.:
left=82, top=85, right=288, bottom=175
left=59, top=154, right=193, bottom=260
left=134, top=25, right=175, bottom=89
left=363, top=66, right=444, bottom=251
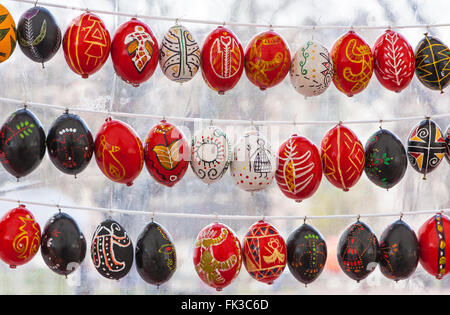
left=94, top=118, right=144, bottom=186
left=244, top=30, right=291, bottom=90
left=144, top=120, right=189, bottom=187
left=111, top=18, right=158, bottom=87
left=320, top=124, right=365, bottom=191
left=243, top=220, right=287, bottom=284
left=0, top=205, right=41, bottom=268
left=63, top=12, right=111, bottom=78
left=418, top=213, right=450, bottom=279
left=201, top=26, right=244, bottom=94
left=331, top=31, right=374, bottom=96
left=193, top=222, right=242, bottom=291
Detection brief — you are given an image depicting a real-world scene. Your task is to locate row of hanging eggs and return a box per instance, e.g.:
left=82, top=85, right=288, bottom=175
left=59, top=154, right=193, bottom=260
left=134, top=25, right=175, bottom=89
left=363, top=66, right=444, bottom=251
left=1, top=5, right=450, bottom=94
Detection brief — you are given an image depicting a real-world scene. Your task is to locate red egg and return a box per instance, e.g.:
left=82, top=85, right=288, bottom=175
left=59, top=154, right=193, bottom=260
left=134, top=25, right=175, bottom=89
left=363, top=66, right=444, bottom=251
left=201, top=26, right=244, bottom=94
left=373, top=30, right=415, bottom=93
left=143, top=120, right=189, bottom=187
left=94, top=118, right=144, bottom=186
left=320, top=124, right=365, bottom=191
left=63, top=12, right=111, bottom=78
left=111, top=18, right=159, bottom=87
left=331, top=31, right=374, bottom=96
left=193, top=222, right=242, bottom=291
left=244, top=30, right=291, bottom=90
left=276, top=134, right=322, bottom=202
left=0, top=205, right=41, bottom=268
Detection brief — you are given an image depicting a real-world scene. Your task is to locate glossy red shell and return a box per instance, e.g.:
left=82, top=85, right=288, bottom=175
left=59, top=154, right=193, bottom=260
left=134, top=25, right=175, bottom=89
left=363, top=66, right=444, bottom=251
left=320, top=124, right=365, bottom=191
left=243, top=220, right=287, bottom=284
left=0, top=205, right=41, bottom=268
left=193, top=222, right=242, bottom=291
left=94, top=118, right=144, bottom=186
left=201, top=26, right=244, bottom=94
left=275, top=134, right=322, bottom=202
left=373, top=30, right=415, bottom=92
left=111, top=18, right=159, bottom=87
left=63, top=12, right=111, bottom=78
left=331, top=31, right=374, bottom=96
left=244, top=30, right=291, bottom=90
left=144, top=120, right=189, bottom=187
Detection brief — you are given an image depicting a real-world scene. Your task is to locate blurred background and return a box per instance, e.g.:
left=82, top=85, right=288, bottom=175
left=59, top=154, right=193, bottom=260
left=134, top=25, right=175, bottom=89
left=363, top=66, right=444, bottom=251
left=0, top=0, right=448, bottom=294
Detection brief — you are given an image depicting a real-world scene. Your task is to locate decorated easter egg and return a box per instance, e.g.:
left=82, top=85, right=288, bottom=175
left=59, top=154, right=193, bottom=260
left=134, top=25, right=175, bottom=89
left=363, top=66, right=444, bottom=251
left=245, top=30, right=291, bottom=90
left=243, top=220, right=287, bottom=285
left=193, top=222, right=242, bottom=291
left=63, top=12, right=111, bottom=78
left=286, top=223, right=327, bottom=285
left=379, top=219, right=419, bottom=281
left=201, top=26, right=244, bottom=94
left=46, top=113, right=94, bottom=176
left=0, top=4, right=17, bottom=63
left=320, top=124, right=365, bottom=191
left=230, top=128, right=276, bottom=191
left=364, top=128, right=407, bottom=189
left=418, top=213, right=450, bottom=279
left=41, top=212, right=86, bottom=276
left=94, top=118, right=144, bottom=186
left=0, top=205, right=40, bottom=268
left=276, top=134, right=322, bottom=202
left=144, top=120, right=189, bottom=187
left=290, top=40, right=333, bottom=96
left=337, top=220, right=379, bottom=282
left=111, top=18, right=158, bottom=87
left=160, top=24, right=201, bottom=83
left=0, top=108, right=46, bottom=179
left=406, top=119, right=446, bottom=178
left=331, top=31, right=374, bottom=96
left=445, top=124, right=450, bottom=164
left=191, top=125, right=232, bottom=184
left=415, top=34, right=450, bottom=92
left=17, top=6, right=61, bottom=64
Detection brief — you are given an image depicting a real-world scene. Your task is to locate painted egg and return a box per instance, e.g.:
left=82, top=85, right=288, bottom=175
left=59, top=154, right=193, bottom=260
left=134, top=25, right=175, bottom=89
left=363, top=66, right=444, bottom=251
left=193, top=222, right=242, bottom=291
left=243, top=220, right=287, bottom=284
left=230, top=128, right=276, bottom=192
left=286, top=223, right=327, bottom=285
left=244, top=30, right=291, bottom=90
left=276, top=134, right=322, bottom=202
left=379, top=219, right=419, bottom=281
left=415, top=34, right=450, bottom=92
left=0, top=4, right=17, bottom=63
left=373, top=30, right=414, bottom=93
left=191, top=125, right=232, bottom=184
left=63, top=12, right=111, bottom=78
left=160, top=24, right=201, bottom=83
left=364, top=128, right=407, bottom=189
left=111, top=18, right=158, bottom=87
left=445, top=124, right=450, bottom=164
left=320, top=124, right=365, bottom=191
left=135, top=221, right=177, bottom=286
left=418, top=213, right=450, bottom=279
left=337, top=220, right=379, bottom=282
left=406, top=119, right=446, bottom=178
left=0, top=205, right=40, bottom=268
left=91, top=219, right=133, bottom=280
left=94, top=118, right=144, bottom=186
left=47, top=113, right=94, bottom=176
left=331, top=31, right=374, bottom=97
left=17, top=6, right=61, bottom=64
left=201, top=26, right=244, bottom=94
left=0, top=108, right=46, bottom=179
left=41, top=212, right=86, bottom=276
left=144, top=120, right=189, bottom=187
left=290, top=40, right=333, bottom=97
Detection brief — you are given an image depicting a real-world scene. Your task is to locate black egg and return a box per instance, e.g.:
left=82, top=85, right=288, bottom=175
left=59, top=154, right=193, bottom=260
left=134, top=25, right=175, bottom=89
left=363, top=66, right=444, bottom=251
left=91, top=219, right=134, bottom=280
left=0, top=108, right=46, bottom=179
left=41, top=212, right=86, bottom=276
left=445, top=124, right=449, bottom=164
